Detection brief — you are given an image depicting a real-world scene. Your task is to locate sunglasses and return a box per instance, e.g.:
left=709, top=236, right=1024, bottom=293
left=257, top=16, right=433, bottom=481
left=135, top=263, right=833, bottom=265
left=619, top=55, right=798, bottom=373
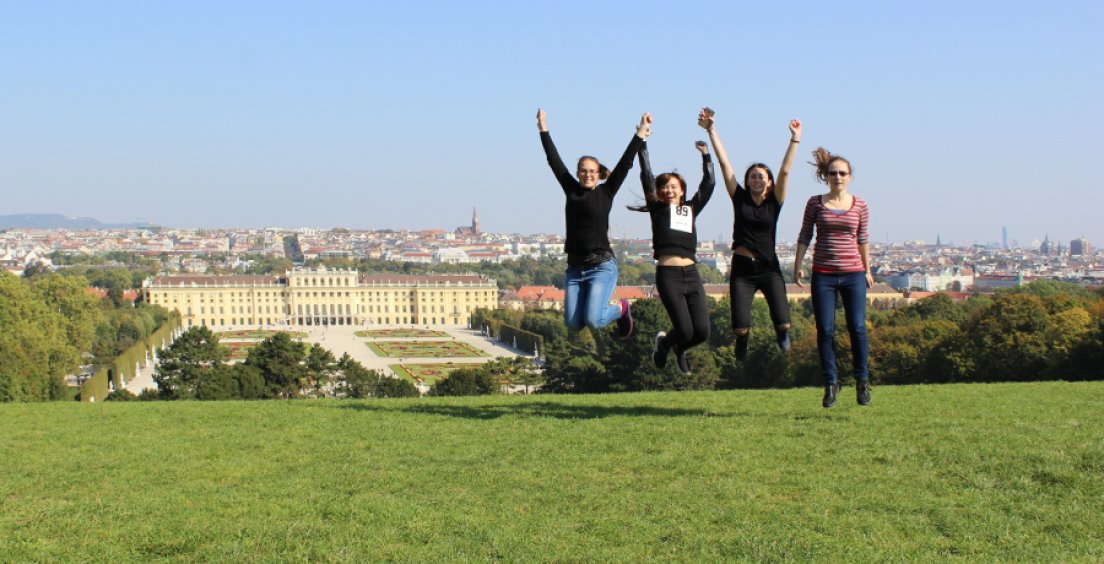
left=826, top=170, right=850, bottom=177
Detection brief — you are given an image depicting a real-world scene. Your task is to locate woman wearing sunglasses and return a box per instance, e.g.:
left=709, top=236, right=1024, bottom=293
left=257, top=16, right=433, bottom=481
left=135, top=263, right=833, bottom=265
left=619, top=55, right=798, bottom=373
left=537, top=108, right=650, bottom=337
left=629, top=114, right=715, bottom=375
left=698, top=109, right=799, bottom=362
left=793, top=148, right=873, bottom=408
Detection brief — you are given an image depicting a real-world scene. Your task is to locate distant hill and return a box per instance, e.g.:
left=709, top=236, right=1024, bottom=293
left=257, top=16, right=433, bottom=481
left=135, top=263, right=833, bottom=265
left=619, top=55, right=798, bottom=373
left=0, top=214, right=158, bottom=230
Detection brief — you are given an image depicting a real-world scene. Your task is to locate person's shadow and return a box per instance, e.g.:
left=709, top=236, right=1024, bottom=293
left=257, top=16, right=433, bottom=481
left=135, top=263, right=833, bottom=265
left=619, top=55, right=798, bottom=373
left=335, top=400, right=734, bottom=420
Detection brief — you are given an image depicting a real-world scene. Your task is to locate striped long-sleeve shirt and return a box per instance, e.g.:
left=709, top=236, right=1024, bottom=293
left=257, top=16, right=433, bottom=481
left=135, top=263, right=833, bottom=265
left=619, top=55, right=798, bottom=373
left=797, top=194, right=869, bottom=273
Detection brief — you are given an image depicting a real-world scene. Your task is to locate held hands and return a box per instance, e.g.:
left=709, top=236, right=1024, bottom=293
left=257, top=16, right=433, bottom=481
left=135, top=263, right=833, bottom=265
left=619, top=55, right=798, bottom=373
left=789, top=119, right=802, bottom=142
left=536, top=109, right=547, bottom=132
left=698, top=107, right=715, bottom=131
left=695, top=140, right=709, bottom=155
left=637, top=113, right=652, bottom=139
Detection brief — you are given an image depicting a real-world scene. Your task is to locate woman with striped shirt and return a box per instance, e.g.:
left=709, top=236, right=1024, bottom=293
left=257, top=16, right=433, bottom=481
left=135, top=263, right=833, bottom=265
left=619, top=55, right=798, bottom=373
left=794, top=148, right=872, bottom=408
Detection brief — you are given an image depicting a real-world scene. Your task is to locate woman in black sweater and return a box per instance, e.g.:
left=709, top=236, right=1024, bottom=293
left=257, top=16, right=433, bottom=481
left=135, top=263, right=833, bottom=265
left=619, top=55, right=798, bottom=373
left=699, top=108, right=800, bottom=361
left=537, top=108, right=650, bottom=336
left=632, top=120, right=716, bottom=375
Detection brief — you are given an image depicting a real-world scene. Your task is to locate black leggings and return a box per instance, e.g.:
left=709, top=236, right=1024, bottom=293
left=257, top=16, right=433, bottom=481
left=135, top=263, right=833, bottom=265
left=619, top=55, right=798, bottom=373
left=656, top=265, right=710, bottom=353
left=730, top=254, right=791, bottom=330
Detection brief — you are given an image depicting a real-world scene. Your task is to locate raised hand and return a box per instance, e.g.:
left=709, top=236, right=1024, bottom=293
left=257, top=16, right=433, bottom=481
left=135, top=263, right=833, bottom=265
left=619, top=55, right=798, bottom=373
left=637, top=113, right=652, bottom=139
left=695, top=140, right=708, bottom=154
left=789, top=119, right=802, bottom=141
left=698, top=107, right=715, bottom=130
left=537, top=108, right=547, bottom=132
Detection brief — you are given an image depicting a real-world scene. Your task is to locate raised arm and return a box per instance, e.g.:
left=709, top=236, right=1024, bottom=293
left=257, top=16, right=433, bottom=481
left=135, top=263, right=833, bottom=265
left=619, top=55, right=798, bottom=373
left=602, top=113, right=651, bottom=196
left=638, top=141, right=656, bottom=199
left=699, top=107, right=739, bottom=199
left=690, top=140, right=716, bottom=212
left=774, top=119, right=801, bottom=205
left=537, top=108, right=576, bottom=191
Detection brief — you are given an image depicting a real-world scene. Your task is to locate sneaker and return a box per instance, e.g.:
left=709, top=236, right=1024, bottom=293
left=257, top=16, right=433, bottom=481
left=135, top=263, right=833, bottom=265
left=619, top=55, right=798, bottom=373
left=676, top=351, right=692, bottom=376
left=652, top=331, right=668, bottom=369
left=822, top=383, right=839, bottom=408
left=735, top=332, right=749, bottom=361
left=776, top=329, right=791, bottom=352
left=616, top=299, right=633, bottom=338
left=857, top=381, right=871, bottom=406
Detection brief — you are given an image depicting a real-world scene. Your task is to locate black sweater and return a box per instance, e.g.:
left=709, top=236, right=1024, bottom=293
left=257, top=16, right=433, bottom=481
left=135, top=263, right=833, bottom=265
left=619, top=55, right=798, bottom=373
left=731, top=185, right=783, bottom=268
left=637, top=142, right=715, bottom=261
left=541, top=131, right=644, bottom=267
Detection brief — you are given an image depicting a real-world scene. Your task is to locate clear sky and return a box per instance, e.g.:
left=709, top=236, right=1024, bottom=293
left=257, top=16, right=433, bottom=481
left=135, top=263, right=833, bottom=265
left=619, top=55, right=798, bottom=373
left=2, top=1, right=1102, bottom=247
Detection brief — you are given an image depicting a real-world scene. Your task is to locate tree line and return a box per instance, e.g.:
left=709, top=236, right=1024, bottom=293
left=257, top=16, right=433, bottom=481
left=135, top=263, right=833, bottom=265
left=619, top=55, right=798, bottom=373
left=139, top=328, right=537, bottom=401
left=477, top=280, right=1103, bottom=393
left=1, top=270, right=173, bottom=401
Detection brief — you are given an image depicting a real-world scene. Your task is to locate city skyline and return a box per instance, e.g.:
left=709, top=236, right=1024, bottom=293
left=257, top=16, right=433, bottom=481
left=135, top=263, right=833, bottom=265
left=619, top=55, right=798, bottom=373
left=2, top=2, right=1102, bottom=244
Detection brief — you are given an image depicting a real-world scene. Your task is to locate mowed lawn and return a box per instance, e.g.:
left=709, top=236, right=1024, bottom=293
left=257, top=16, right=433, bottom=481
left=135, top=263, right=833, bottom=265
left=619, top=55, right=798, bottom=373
left=1, top=382, right=1101, bottom=561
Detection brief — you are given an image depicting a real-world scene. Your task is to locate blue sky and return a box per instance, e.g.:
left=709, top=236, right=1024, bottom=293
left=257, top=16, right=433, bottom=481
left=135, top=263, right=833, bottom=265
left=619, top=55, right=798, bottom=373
left=2, top=1, right=1102, bottom=246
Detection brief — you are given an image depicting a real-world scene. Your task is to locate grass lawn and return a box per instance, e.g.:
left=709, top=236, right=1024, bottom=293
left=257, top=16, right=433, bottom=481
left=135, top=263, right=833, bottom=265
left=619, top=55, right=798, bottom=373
left=366, top=340, right=489, bottom=358
left=389, top=363, right=466, bottom=385
left=355, top=329, right=449, bottom=338
left=1, top=381, right=1101, bottom=561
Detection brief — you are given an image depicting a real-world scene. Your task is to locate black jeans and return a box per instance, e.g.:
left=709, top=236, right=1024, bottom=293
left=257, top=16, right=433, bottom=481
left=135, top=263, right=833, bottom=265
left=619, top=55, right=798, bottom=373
left=729, top=254, right=791, bottom=330
left=656, top=265, right=710, bottom=354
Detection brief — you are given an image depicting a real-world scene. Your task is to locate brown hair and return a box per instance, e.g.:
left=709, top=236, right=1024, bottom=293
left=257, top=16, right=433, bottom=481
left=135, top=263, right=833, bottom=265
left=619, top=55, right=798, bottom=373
left=577, top=156, right=610, bottom=180
left=810, top=147, right=852, bottom=184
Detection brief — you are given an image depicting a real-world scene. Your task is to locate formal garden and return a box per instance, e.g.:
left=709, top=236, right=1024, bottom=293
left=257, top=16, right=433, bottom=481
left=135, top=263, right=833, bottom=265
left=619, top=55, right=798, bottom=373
left=355, top=328, right=449, bottom=338
left=217, top=329, right=308, bottom=340
left=389, top=363, right=465, bottom=385
left=366, top=340, right=489, bottom=358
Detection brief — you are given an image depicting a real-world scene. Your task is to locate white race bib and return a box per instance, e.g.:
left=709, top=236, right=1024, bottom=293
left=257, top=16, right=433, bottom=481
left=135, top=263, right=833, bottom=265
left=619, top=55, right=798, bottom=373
left=670, top=204, right=693, bottom=233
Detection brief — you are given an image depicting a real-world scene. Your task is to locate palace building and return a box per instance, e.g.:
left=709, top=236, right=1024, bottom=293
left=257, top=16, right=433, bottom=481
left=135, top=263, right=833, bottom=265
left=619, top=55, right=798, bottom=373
left=143, top=268, right=498, bottom=328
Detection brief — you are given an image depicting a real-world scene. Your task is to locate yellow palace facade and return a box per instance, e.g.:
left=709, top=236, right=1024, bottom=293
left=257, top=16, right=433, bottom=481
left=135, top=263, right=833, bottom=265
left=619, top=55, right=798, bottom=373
left=143, top=268, right=498, bottom=328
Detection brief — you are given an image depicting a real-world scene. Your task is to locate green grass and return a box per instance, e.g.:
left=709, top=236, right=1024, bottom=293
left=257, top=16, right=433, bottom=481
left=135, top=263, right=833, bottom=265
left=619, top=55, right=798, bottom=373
left=2, top=382, right=1102, bottom=561
left=365, top=340, right=489, bottom=358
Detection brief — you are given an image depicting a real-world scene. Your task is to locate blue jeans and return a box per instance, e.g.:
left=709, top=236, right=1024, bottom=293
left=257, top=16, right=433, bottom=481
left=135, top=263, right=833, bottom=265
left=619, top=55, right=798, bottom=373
left=811, top=271, right=869, bottom=385
left=564, top=259, right=621, bottom=331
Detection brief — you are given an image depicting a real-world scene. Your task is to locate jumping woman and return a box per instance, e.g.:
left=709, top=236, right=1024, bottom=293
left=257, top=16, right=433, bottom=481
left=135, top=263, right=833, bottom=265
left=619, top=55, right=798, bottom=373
left=630, top=114, right=715, bottom=375
left=794, top=147, right=873, bottom=408
left=699, top=108, right=799, bottom=361
left=537, top=108, right=650, bottom=337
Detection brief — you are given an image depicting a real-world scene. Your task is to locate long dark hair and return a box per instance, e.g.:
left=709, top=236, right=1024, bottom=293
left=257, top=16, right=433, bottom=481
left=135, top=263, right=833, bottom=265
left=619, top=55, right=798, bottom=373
left=628, top=172, right=686, bottom=212
left=744, top=163, right=775, bottom=193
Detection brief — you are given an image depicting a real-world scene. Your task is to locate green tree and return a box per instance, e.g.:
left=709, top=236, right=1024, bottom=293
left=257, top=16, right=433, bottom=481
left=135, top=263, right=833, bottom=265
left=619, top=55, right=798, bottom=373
left=338, top=355, right=381, bottom=399
left=154, top=326, right=226, bottom=399
left=430, top=367, right=498, bottom=396
left=305, top=344, right=338, bottom=397
left=0, top=271, right=78, bottom=401
left=374, top=377, right=420, bottom=398
left=541, top=338, right=607, bottom=393
left=245, top=332, right=307, bottom=398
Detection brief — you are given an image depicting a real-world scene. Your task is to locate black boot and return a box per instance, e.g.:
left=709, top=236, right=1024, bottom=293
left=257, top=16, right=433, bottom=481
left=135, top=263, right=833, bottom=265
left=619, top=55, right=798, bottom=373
left=822, top=383, right=839, bottom=408
left=857, top=381, right=871, bottom=406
